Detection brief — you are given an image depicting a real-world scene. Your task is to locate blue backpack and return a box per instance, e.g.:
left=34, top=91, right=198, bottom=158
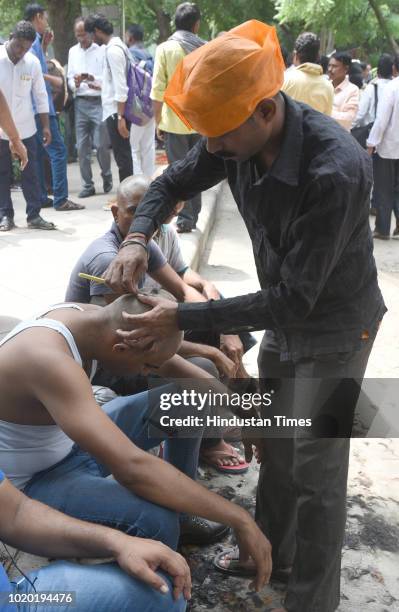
left=106, top=42, right=154, bottom=127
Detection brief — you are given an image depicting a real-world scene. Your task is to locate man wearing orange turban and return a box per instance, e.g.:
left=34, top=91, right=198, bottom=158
left=105, top=19, right=385, bottom=612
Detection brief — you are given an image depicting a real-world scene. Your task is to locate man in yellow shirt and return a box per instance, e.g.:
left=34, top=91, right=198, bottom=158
left=282, top=32, right=333, bottom=115
left=151, top=2, right=205, bottom=233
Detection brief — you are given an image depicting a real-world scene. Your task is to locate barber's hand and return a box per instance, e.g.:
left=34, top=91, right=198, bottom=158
left=116, top=293, right=178, bottom=346
left=115, top=536, right=191, bottom=601
left=104, top=244, right=148, bottom=294
left=118, top=116, right=130, bottom=139
left=234, top=513, right=272, bottom=591
left=220, top=334, right=244, bottom=369
left=9, top=138, right=28, bottom=170
left=42, top=127, right=52, bottom=147
left=211, top=347, right=237, bottom=378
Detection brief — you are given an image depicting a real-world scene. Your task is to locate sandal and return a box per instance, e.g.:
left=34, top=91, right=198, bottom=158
left=27, top=215, right=56, bottom=230
left=200, top=444, right=249, bottom=474
left=214, top=546, right=292, bottom=583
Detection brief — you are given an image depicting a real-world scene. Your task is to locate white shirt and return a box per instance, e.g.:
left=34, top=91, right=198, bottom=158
left=0, top=44, right=48, bottom=140
left=331, top=76, right=360, bottom=131
left=101, top=37, right=129, bottom=121
left=367, top=76, right=399, bottom=159
left=67, top=42, right=104, bottom=98
left=353, top=78, right=391, bottom=127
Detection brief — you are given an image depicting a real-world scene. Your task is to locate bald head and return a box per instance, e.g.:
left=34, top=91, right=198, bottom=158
left=101, top=289, right=183, bottom=371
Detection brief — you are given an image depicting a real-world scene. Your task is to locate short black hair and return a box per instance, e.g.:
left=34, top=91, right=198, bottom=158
left=127, top=23, right=144, bottom=42
left=294, top=32, right=320, bottom=64
left=84, top=13, right=113, bottom=36
left=377, top=53, right=393, bottom=78
left=331, top=51, right=352, bottom=69
left=394, top=54, right=399, bottom=72
left=349, top=65, right=363, bottom=89
left=320, top=55, right=329, bottom=74
left=12, top=20, right=36, bottom=42
left=174, top=2, right=201, bottom=32
left=24, top=3, right=45, bottom=22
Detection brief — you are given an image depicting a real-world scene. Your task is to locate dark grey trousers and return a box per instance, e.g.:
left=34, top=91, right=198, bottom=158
left=256, top=331, right=376, bottom=612
left=75, top=97, right=112, bottom=189
left=165, top=132, right=202, bottom=229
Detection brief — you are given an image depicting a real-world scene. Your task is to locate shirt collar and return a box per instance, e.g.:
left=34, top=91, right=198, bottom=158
left=252, top=93, right=303, bottom=187
left=334, top=76, right=350, bottom=92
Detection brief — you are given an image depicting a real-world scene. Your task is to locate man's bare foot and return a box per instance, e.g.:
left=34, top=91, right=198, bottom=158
left=200, top=439, right=249, bottom=473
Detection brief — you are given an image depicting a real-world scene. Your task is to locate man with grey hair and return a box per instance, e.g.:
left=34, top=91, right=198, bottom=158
left=282, top=32, right=333, bottom=114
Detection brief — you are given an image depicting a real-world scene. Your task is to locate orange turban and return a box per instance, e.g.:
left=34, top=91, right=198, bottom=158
left=164, top=20, right=285, bottom=138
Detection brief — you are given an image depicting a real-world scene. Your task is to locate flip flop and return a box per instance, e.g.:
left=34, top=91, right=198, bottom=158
left=214, top=547, right=292, bottom=583
left=200, top=446, right=249, bottom=474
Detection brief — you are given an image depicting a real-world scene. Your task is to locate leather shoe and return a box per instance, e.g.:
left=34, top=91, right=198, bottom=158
left=78, top=187, right=95, bottom=198
left=27, top=215, right=56, bottom=230
left=103, top=178, right=113, bottom=194
left=56, top=199, right=85, bottom=211
left=0, top=216, right=15, bottom=232
left=179, top=515, right=230, bottom=546
left=373, top=230, right=389, bottom=241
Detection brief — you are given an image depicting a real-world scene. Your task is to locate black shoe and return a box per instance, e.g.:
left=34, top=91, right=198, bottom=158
left=373, top=230, right=390, bottom=241
left=103, top=178, right=113, bottom=194
left=369, top=207, right=377, bottom=216
left=78, top=187, right=95, bottom=198
left=27, top=215, right=56, bottom=230
left=41, top=197, right=54, bottom=208
left=179, top=515, right=230, bottom=546
left=393, top=224, right=399, bottom=239
left=56, top=199, right=85, bottom=211
left=0, top=216, right=15, bottom=232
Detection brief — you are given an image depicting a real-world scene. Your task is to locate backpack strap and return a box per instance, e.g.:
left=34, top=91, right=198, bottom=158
left=373, top=82, right=378, bottom=117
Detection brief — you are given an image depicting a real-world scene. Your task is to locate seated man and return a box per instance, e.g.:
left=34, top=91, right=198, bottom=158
left=0, top=295, right=272, bottom=593
left=0, top=468, right=189, bottom=611
left=66, top=174, right=249, bottom=473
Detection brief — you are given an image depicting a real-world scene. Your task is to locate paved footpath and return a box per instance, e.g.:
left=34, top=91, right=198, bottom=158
left=188, top=182, right=399, bottom=611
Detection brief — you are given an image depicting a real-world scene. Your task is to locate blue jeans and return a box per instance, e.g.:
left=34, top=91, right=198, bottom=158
left=10, top=561, right=186, bottom=611
left=24, top=387, right=202, bottom=551
left=0, top=136, right=42, bottom=221
left=35, top=115, right=68, bottom=208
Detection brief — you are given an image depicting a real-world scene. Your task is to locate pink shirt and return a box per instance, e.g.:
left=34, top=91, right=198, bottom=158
left=331, top=76, right=360, bottom=131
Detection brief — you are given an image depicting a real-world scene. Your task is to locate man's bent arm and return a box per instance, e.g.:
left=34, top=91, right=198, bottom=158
left=130, top=139, right=227, bottom=238
left=177, top=172, right=370, bottom=333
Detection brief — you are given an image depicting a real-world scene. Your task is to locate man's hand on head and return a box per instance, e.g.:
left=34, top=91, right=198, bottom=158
left=116, top=293, right=179, bottom=346
left=104, top=243, right=148, bottom=294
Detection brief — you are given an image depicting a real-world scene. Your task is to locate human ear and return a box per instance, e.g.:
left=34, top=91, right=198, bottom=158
left=112, top=342, right=129, bottom=353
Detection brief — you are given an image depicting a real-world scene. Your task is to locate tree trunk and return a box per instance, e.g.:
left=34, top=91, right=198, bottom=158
left=145, top=0, right=171, bottom=42
left=47, top=0, right=82, bottom=66
left=368, top=0, right=399, bottom=54
left=320, top=27, right=335, bottom=55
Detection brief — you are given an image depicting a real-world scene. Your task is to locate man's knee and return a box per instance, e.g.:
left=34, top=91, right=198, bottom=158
left=187, top=356, right=219, bottom=379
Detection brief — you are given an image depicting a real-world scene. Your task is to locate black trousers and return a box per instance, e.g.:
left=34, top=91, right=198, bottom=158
left=256, top=330, right=376, bottom=612
left=0, top=135, right=42, bottom=221
left=373, top=153, right=399, bottom=236
left=165, top=132, right=202, bottom=228
left=106, top=114, right=133, bottom=182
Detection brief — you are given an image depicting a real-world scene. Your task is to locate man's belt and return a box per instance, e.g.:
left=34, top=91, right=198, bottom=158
left=76, top=95, right=101, bottom=102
